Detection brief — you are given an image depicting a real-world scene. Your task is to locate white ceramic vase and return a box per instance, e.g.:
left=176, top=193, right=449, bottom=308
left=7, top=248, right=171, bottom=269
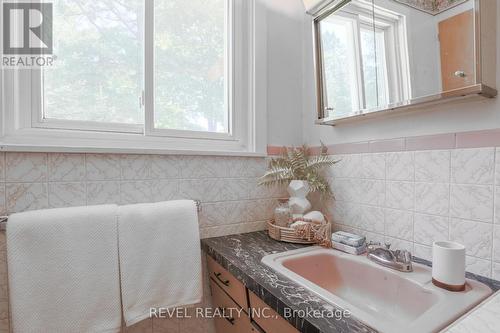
left=287, top=180, right=311, bottom=215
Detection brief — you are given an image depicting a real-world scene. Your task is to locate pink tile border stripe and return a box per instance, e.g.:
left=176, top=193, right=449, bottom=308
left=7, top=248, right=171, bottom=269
left=267, top=128, right=500, bottom=155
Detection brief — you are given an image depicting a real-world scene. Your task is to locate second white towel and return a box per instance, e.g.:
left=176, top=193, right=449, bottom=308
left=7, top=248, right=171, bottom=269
left=118, top=200, right=202, bottom=326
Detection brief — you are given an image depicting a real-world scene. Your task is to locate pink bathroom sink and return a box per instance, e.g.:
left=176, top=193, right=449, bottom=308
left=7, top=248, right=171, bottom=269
left=261, top=247, right=492, bottom=333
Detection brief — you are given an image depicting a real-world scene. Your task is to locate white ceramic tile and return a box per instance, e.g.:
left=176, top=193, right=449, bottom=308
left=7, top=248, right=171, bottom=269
left=245, top=157, right=268, bottom=178
left=451, top=148, right=494, bottom=185
left=386, top=152, right=414, bottom=181
left=384, top=209, right=413, bottom=241
left=384, top=236, right=413, bottom=252
left=493, top=225, right=500, bottom=263
left=181, top=156, right=229, bottom=179
left=329, top=201, right=359, bottom=227
left=86, top=181, right=120, bottom=205
left=415, top=150, right=450, bottom=183
left=0, top=153, right=5, bottom=181
left=330, top=178, right=358, bottom=202
left=361, top=153, right=385, bottom=179
left=248, top=178, right=287, bottom=199
left=86, top=154, right=121, bottom=180
left=359, top=205, right=384, bottom=233
left=120, top=181, right=153, bottom=204
left=386, top=181, right=414, bottom=210
left=450, top=218, right=492, bottom=259
left=414, top=214, right=449, bottom=246
left=413, top=244, right=432, bottom=261
left=495, top=147, right=500, bottom=184
left=450, top=184, right=494, bottom=222
left=200, top=221, right=267, bottom=239
left=495, top=186, right=500, bottom=225
left=0, top=185, right=5, bottom=216
left=151, top=180, right=180, bottom=202
left=199, top=201, right=247, bottom=227
left=465, top=256, right=491, bottom=278
left=493, top=263, right=500, bottom=280
left=121, top=155, right=151, bottom=180
left=6, top=152, right=47, bottom=182
left=180, top=179, right=247, bottom=203
left=150, top=155, right=182, bottom=179
left=48, top=182, right=86, bottom=208
left=333, top=154, right=363, bottom=178
left=246, top=199, right=279, bottom=222
left=6, top=183, right=48, bottom=213
left=359, top=179, right=385, bottom=206
left=415, top=182, right=449, bottom=216
left=48, top=153, right=85, bottom=181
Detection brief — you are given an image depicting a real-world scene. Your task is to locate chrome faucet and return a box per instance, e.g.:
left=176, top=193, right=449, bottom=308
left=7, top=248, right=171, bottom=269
left=366, top=242, right=413, bottom=272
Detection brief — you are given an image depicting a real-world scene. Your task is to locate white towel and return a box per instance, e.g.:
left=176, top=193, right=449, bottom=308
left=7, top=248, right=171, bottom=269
left=118, top=200, right=202, bottom=326
left=7, top=205, right=122, bottom=333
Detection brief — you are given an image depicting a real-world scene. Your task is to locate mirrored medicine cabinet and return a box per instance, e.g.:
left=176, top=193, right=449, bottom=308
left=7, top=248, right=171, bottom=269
left=307, top=0, right=497, bottom=125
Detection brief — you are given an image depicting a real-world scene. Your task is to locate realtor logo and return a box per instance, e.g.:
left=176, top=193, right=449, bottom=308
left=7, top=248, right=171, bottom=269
left=3, top=2, right=53, bottom=55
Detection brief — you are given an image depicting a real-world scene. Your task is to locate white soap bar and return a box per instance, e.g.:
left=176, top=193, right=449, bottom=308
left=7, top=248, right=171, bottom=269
left=332, top=241, right=367, bottom=255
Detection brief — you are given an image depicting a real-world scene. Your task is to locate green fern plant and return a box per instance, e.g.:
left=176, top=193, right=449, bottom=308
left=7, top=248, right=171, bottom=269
left=259, top=143, right=338, bottom=198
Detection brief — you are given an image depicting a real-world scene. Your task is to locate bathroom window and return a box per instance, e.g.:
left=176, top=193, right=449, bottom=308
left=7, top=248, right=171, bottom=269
left=3, top=0, right=260, bottom=152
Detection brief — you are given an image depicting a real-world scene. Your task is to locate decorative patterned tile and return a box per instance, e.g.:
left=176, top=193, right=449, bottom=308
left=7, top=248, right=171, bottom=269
left=450, top=219, right=492, bottom=259
left=414, top=214, right=449, bottom=246
left=245, top=157, right=268, bottom=178
left=246, top=199, right=279, bottom=222
left=332, top=154, right=363, bottom=178
left=248, top=178, right=287, bottom=200
left=0, top=153, right=5, bottom=181
left=200, top=221, right=267, bottom=239
left=451, top=148, right=494, bottom=185
left=150, top=155, right=182, bottom=179
left=493, top=263, right=500, bottom=281
left=6, top=183, right=48, bottom=213
left=121, top=155, right=151, bottom=180
left=6, top=152, right=47, bottom=182
left=384, top=209, right=413, bottom=241
left=48, top=153, right=85, bottom=181
left=151, top=180, right=180, bottom=202
left=465, top=256, right=491, bottom=278
left=386, top=152, right=414, bottom=181
left=384, top=236, right=413, bottom=252
left=413, top=244, right=432, bottom=261
left=450, top=185, right=493, bottom=222
left=358, top=179, right=385, bottom=206
left=359, top=205, right=384, bottom=233
left=86, top=181, right=120, bottom=205
left=493, top=225, right=500, bottom=263
left=361, top=153, right=385, bottom=179
left=0, top=185, right=5, bottom=216
left=179, top=179, right=247, bottom=203
left=386, top=181, right=414, bottom=210
left=181, top=156, right=229, bottom=179
left=496, top=186, right=500, bottom=225
left=48, top=182, right=86, bottom=208
left=415, top=182, right=449, bottom=216
left=120, top=181, right=154, bottom=204
left=86, top=154, right=121, bottom=181
left=199, top=201, right=247, bottom=227
left=414, top=150, right=450, bottom=183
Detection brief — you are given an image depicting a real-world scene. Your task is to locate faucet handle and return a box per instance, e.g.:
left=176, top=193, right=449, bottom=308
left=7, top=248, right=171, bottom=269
left=384, top=242, right=391, bottom=250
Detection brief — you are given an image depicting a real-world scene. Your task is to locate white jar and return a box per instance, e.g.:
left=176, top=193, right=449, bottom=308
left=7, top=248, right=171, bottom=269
left=432, top=241, right=466, bottom=292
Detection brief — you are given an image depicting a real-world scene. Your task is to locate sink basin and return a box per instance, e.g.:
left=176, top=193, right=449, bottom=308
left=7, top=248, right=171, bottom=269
left=261, top=246, right=492, bottom=333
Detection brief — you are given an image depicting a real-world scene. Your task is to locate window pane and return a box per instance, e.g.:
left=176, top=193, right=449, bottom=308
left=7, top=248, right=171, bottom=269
left=43, top=0, right=144, bottom=124
left=154, top=0, right=228, bottom=133
left=320, top=16, right=360, bottom=118
left=361, top=27, right=388, bottom=109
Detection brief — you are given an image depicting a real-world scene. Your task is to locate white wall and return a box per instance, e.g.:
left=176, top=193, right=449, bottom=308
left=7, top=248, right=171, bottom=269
left=302, top=1, right=500, bottom=146
left=265, top=0, right=305, bottom=146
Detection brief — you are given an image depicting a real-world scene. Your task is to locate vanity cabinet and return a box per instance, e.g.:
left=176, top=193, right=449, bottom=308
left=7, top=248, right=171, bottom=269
left=207, top=256, right=300, bottom=333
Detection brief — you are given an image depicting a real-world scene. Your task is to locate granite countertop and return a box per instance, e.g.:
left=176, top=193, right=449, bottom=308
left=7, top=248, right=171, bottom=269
left=201, top=231, right=500, bottom=333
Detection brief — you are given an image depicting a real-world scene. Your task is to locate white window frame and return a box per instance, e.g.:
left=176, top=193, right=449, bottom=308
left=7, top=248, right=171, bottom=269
left=0, top=0, right=267, bottom=155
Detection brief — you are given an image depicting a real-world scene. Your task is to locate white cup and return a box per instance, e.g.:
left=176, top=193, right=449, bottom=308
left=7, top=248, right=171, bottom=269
left=432, top=241, right=466, bottom=291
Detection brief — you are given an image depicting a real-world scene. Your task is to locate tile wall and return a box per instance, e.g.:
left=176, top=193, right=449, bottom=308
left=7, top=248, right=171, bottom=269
left=324, top=147, right=500, bottom=281
left=0, top=152, right=284, bottom=333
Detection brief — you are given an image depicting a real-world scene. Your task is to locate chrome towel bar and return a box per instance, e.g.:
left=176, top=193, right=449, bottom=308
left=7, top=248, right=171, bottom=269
left=0, top=200, right=202, bottom=232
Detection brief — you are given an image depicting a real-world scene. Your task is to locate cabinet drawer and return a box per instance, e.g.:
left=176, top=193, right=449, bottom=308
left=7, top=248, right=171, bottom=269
left=249, top=291, right=300, bottom=333
left=207, top=255, right=247, bottom=308
left=210, top=279, right=258, bottom=333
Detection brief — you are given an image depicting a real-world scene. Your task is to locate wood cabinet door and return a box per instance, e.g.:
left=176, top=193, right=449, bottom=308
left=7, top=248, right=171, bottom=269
left=439, top=9, right=475, bottom=91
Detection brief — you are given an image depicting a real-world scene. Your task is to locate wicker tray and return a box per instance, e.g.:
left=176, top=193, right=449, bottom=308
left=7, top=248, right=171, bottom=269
left=267, top=218, right=331, bottom=246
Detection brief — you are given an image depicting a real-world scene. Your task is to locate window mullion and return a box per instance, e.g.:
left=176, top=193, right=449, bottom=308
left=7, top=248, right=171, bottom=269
left=144, top=0, right=155, bottom=136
